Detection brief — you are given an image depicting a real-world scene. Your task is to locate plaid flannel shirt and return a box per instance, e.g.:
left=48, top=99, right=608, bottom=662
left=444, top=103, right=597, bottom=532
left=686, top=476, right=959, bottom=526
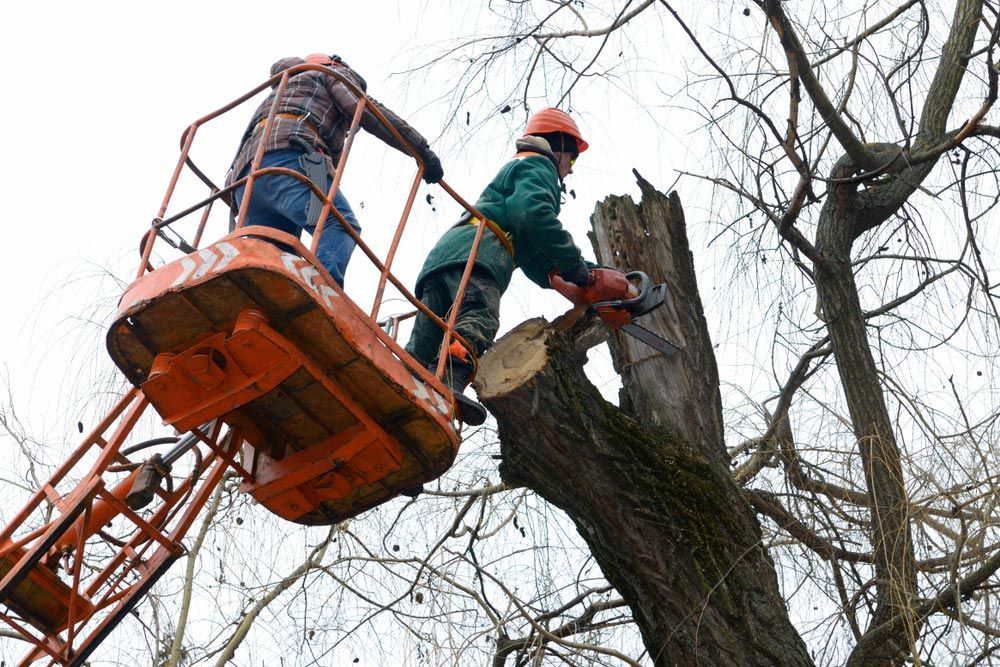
left=227, top=56, right=431, bottom=186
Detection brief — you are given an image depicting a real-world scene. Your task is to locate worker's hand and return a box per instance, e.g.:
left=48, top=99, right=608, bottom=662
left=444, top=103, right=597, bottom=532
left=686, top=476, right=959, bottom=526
left=558, top=264, right=594, bottom=288
left=552, top=267, right=635, bottom=307
left=420, top=148, right=444, bottom=184
left=549, top=270, right=588, bottom=305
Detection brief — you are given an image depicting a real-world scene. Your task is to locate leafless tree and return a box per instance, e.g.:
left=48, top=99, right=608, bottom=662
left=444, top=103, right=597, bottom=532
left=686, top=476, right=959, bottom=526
left=5, top=2, right=1000, bottom=666
left=405, top=0, right=1000, bottom=665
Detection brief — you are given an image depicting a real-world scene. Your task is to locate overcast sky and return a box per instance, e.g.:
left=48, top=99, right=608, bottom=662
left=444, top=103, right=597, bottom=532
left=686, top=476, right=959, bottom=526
left=0, top=7, right=701, bottom=663
left=0, top=1, right=705, bottom=435
left=4, top=3, right=996, bottom=663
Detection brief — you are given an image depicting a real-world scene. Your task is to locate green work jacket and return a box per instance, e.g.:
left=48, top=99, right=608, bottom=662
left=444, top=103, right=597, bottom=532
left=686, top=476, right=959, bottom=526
left=415, top=154, right=586, bottom=296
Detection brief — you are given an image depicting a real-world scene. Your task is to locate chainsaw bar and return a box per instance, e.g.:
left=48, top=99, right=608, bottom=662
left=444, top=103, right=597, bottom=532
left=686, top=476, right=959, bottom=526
left=621, top=322, right=680, bottom=356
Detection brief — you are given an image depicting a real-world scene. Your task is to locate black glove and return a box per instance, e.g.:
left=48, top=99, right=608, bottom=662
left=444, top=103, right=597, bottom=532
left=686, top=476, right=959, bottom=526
left=559, top=264, right=593, bottom=287
left=421, top=148, right=444, bottom=184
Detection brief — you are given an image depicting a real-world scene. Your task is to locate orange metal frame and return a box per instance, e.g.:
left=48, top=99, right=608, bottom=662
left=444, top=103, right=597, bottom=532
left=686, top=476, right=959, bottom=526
left=139, top=63, right=493, bottom=370
left=1, top=65, right=498, bottom=665
left=0, top=391, right=238, bottom=666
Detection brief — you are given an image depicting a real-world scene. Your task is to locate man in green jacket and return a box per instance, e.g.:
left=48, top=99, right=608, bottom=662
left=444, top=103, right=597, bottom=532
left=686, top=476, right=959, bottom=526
left=405, top=108, right=597, bottom=427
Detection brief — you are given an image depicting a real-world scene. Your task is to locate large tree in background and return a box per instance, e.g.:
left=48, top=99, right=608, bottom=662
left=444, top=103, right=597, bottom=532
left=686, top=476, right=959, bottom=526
left=441, top=0, right=1000, bottom=665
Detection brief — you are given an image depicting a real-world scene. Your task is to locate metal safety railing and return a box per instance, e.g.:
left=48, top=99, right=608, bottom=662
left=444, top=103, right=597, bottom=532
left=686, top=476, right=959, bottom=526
left=135, top=63, right=504, bottom=381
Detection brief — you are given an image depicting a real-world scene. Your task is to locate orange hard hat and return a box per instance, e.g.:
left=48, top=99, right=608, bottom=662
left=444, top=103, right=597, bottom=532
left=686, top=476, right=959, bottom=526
left=305, top=53, right=333, bottom=65
left=524, top=107, right=589, bottom=153
left=305, top=53, right=346, bottom=66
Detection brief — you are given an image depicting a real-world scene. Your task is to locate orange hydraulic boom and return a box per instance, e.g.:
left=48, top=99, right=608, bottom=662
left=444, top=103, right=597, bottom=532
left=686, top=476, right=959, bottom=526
left=0, top=63, right=496, bottom=665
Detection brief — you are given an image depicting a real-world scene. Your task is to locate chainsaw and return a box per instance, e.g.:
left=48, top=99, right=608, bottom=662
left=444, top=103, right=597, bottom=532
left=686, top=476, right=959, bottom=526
left=550, top=268, right=681, bottom=355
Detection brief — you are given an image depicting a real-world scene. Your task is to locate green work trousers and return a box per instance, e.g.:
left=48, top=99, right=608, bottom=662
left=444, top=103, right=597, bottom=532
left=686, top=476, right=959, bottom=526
left=405, top=268, right=503, bottom=367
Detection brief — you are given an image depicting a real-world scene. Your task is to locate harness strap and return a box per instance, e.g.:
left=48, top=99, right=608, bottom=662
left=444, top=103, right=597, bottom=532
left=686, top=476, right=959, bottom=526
left=289, top=136, right=334, bottom=229
left=455, top=211, right=514, bottom=258
left=254, top=112, right=323, bottom=141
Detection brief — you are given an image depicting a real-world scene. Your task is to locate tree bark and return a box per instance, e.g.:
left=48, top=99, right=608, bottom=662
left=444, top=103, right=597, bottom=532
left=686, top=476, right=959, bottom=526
left=476, top=179, right=812, bottom=665
left=589, top=173, right=725, bottom=462
left=815, top=166, right=918, bottom=666
left=764, top=2, right=984, bottom=663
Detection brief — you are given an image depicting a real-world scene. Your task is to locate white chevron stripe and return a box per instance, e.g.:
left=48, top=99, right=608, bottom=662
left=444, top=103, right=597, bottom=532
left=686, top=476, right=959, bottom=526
left=280, top=252, right=338, bottom=310
left=171, top=256, right=198, bottom=287
left=191, top=248, right=220, bottom=280
left=214, top=242, right=239, bottom=272
left=410, top=375, right=451, bottom=417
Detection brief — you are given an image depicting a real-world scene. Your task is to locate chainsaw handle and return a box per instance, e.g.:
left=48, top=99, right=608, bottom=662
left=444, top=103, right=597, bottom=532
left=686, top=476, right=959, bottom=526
left=553, top=269, right=668, bottom=332
left=632, top=282, right=668, bottom=317
left=592, top=271, right=650, bottom=312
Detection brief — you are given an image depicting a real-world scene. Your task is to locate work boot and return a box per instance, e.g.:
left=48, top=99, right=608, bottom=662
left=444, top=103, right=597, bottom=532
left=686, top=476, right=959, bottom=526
left=399, top=484, right=424, bottom=498
left=434, top=358, right=488, bottom=426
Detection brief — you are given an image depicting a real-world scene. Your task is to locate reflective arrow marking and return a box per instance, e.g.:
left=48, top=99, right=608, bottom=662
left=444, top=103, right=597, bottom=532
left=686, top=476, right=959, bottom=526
left=191, top=248, right=221, bottom=280
left=170, top=242, right=242, bottom=287
left=411, top=376, right=452, bottom=417
left=317, top=284, right=338, bottom=309
left=278, top=252, right=449, bottom=418
left=214, top=242, right=239, bottom=273
left=280, top=253, right=300, bottom=276
left=281, top=253, right=339, bottom=311
left=431, top=389, right=451, bottom=417
left=298, top=264, right=323, bottom=294
left=172, top=256, right=198, bottom=287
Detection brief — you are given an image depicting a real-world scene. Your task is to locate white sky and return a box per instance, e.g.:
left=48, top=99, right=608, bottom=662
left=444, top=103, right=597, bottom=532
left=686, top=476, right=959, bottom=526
left=4, top=0, right=991, bottom=488
left=0, top=9, right=701, bottom=663
left=0, top=7, right=683, bottom=662
left=0, top=1, right=704, bottom=434
left=3, top=2, right=999, bottom=664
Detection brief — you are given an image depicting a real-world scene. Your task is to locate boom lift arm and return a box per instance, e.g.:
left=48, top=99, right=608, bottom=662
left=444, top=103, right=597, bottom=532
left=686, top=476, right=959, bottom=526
left=0, top=63, right=495, bottom=666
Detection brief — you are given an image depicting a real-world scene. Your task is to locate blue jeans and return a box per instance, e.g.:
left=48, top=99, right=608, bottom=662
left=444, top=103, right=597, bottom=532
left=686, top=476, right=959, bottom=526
left=233, top=149, right=361, bottom=286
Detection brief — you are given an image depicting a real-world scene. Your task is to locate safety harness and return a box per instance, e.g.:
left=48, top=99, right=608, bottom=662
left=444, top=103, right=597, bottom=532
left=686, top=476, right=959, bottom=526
left=449, top=136, right=565, bottom=261
left=253, top=111, right=323, bottom=139
left=457, top=135, right=565, bottom=260
left=454, top=210, right=515, bottom=258
left=289, top=135, right=334, bottom=230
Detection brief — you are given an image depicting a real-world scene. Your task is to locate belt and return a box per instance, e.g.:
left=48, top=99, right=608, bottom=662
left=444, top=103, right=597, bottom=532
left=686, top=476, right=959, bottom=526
left=468, top=217, right=515, bottom=258
left=254, top=112, right=323, bottom=141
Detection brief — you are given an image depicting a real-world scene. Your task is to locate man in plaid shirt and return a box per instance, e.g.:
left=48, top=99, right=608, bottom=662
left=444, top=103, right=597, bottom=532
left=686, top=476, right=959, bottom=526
left=228, top=54, right=443, bottom=287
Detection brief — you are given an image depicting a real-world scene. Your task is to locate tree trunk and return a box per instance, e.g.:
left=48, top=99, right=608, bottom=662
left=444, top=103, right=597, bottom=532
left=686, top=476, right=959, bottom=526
left=588, top=173, right=725, bottom=462
left=476, top=178, right=812, bottom=665
left=816, top=164, right=919, bottom=666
